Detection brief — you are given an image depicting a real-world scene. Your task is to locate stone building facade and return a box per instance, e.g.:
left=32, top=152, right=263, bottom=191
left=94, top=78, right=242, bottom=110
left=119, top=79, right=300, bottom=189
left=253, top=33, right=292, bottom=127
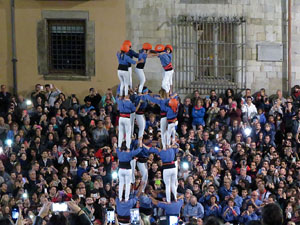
left=1, top=0, right=300, bottom=98
left=126, top=0, right=300, bottom=96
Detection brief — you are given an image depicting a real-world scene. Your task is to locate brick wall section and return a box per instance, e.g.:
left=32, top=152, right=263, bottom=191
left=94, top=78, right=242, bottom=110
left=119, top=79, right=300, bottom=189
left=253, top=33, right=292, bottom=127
left=126, top=0, right=300, bottom=96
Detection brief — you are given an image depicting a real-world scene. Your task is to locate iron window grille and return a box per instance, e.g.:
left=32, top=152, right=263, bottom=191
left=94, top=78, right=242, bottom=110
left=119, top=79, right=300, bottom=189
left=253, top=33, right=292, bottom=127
left=172, top=16, right=246, bottom=95
left=48, top=20, right=86, bottom=75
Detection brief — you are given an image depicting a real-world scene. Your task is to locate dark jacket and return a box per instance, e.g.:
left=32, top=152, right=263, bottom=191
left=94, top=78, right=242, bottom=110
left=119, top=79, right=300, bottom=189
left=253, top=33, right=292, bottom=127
left=178, top=103, right=193, bottom=126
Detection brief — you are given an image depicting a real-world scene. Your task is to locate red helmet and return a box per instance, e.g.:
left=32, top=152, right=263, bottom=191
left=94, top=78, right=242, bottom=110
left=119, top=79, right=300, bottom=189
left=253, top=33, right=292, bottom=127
left=142, top=43, right=152, bottom=50
left=155, top=44, right=165, bottom=52
left=120, top=44, right=130, bottom=53
left=165, top=44, right=173, bottom=52
left=169, top=98, right=179, bottom=113
left=123, top=40, right=132, bottom=47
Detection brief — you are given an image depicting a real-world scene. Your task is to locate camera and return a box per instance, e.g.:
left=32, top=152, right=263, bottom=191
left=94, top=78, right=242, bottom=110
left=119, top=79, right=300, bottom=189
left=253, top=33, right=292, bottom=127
left=65, top=149, right=71, bottom=155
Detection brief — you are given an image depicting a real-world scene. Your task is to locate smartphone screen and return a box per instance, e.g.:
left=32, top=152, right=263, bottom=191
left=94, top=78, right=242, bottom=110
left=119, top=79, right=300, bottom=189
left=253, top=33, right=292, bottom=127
left=130, top=208, right=140, bottom=225
left=169, top=216, right=178, bottom=225
left=12, top=208, right=19, bottom=221
left=52, top=203, right=68, bottom=212
left=92, top=193, right=98, bottom=198
left=107, top=209, right=115, bottom=223
left=90, top=120, right=95, bottom=126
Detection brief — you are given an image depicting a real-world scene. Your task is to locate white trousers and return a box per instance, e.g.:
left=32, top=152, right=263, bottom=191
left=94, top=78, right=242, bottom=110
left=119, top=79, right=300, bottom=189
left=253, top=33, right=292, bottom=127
left=162, top=70, right=174, bottom=93
left=130, top=112, right=136, bottom=136
left=137, top=162, right=148, bottom=191
left=118, top=117, right=131, bottom=149
left=118, top=168, right=132, bottom=201
left=118, top=70, right=130, bottom=96
left=166, top=121, right=177, bottom=146
left=163, top=167, right=177, bottom=203
left=129, top=67, right=133, bottom=89
left=160, top=117, right=167, bottom=149
left=136, top=114, right=145, bottom=138
left=130, top=159, right=136, bottom=184
left=135, top=68, right=146, bottom=93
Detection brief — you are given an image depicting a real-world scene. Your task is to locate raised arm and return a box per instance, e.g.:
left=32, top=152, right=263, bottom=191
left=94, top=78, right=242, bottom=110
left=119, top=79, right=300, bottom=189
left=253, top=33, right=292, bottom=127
left=149, top=196, right=159, bottom=206
left=135, top=101, right=142, bottom=112
left=116, top=148, right=121, bottom=157
left=144, top=94, right=162, bottom=105
left=136, top=181, right=145, bottom=197
left=148, top=146, right=160, bottom=154
left=130, top=147, right=142, bottom=157
left=132, top=50, right=139, bottom=58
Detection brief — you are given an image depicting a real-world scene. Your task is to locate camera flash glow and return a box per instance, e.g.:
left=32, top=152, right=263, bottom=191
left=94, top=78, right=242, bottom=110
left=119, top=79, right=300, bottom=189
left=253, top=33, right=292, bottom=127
left=26, top=100, right=32, bottom=106
left=22, top=193, right=28, bottom=199
left=244, top=128, right=252, bottom=137
left=5, top=139, right=13, bottom=147
left=182, top=162, right=189, bottom=170
left=112, top=171, right=118, bottom=180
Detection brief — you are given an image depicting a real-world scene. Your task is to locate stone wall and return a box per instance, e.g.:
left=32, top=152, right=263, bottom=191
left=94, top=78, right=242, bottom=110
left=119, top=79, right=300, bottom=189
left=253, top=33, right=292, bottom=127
left=126, top=0, right=300, bottom=96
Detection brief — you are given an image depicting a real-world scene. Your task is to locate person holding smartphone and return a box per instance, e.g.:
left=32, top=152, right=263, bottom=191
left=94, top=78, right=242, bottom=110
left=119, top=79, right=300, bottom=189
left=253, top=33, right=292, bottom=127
left=83, top=197, right=95, bottom=222
left=33, top=201, right=93, bottom=225
left=44, top=84, right=61, bottom=107
left=105, top=208, right=118, bottom=225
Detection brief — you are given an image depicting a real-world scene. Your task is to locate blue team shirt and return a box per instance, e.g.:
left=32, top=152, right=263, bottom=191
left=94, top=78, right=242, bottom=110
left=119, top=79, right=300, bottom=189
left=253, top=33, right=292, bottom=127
left=222, top=206, right=240, bottom=222
left=166, top=99, right=179, bottom=120
left=126, top=49, right=139, bottom=66
left=158, top=52, right=172, bottom=67
left=116, top=197, right=138, bottom=216
left=205, top=204, right=222, bottom=217
left=219, top=186, right=233, bottom=200
left=116, top=98, right=136, bottom=114
left=157, top=199, right=183, bottom=216
left=139, top=195, right=152, bottom=208
left=117, top=52, right=136, bottom=66
left=149, top=147, right=178, bottom=163
left=132, top=95, right=148, bottom=110
left=116, top=148, right=142, bottom=162
left=138, top=50, right=148, bottom=63
left=145, top=95, right=169, bottom=113
left=239, top=212, right=259, bottom=224
left=136, top=146, right=151, bottom=158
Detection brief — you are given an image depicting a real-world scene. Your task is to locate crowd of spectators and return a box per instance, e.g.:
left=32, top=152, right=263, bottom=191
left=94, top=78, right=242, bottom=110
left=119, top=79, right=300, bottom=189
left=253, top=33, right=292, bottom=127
left=0, top=83, right=299, bottom=225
